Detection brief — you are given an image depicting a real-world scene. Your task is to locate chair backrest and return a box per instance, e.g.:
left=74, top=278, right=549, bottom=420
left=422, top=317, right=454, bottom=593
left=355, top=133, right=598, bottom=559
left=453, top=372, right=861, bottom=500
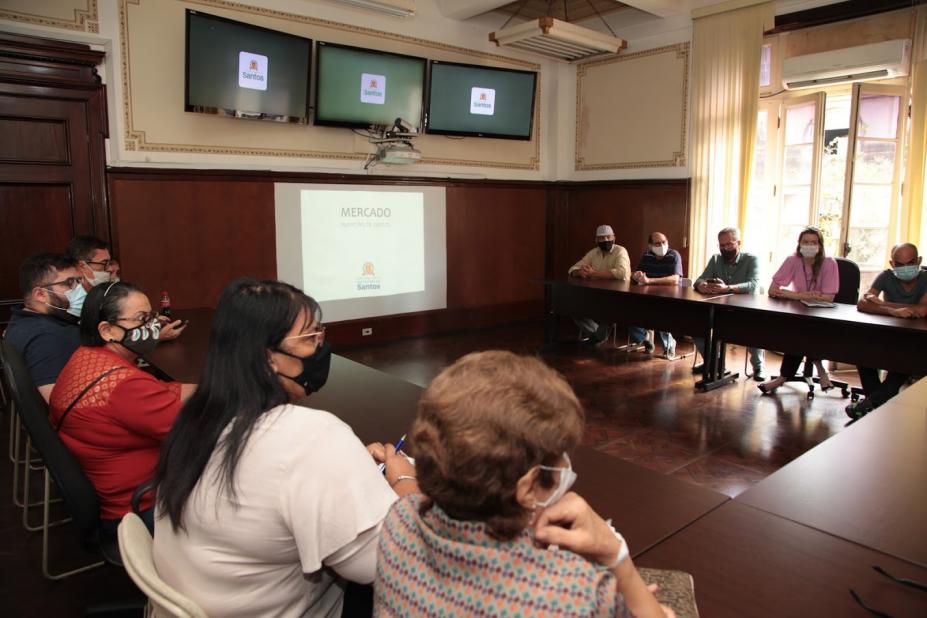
left=834, top=257, right=861, bottom=305
left=0, top=340, right=101, bottom=542
left=117, top=513, right=208, bottom=618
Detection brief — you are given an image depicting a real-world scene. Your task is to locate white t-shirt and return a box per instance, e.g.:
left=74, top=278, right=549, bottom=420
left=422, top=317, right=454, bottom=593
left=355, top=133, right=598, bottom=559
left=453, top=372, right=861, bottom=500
left=153, top=404, right=397, bottom=617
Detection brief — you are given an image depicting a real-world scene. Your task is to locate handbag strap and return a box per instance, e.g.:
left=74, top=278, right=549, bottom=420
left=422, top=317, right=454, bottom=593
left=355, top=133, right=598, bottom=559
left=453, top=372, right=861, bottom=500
left=55, top=366, right=123, bottom=432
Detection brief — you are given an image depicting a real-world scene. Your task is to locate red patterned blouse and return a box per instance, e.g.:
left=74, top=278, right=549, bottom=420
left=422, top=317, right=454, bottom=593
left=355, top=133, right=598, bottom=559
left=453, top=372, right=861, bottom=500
left=49, top=346, right=183, bottom=520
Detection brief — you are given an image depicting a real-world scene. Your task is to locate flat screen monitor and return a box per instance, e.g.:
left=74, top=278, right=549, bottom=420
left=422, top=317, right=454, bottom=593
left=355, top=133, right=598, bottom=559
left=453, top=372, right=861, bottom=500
left=426, top=61, right=537, bottom=140
left=185, top=10, right=312, bottom=124
left=314, top=42, right=426, bottom=130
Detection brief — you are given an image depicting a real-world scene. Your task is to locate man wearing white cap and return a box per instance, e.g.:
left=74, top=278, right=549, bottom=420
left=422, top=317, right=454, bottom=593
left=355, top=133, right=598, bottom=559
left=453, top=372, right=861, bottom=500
left=568, top=224, right=631, bottom=344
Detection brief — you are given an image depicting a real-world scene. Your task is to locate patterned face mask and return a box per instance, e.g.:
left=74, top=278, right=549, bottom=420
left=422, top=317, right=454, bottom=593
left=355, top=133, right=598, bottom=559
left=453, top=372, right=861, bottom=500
left=113, top=319, right=161, bottom=356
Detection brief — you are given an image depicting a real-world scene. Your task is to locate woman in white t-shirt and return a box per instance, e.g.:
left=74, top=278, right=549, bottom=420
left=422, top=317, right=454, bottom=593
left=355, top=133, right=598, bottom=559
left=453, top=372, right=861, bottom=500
left=152, top=279, right=418, bottom=617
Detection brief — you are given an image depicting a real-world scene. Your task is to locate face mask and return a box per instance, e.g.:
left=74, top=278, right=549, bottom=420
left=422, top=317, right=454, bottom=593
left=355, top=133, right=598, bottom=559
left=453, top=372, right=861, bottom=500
left=64, top=284, right=88, bottom=318
left=275, top=341, right=331, bottom=395
left=799, top=244, right=819, bottom=258
left=893, top=265, right=921, bottom=281
left=720, top=248, right=738, bottom=262
left=85, top=268, right=111, bottom=287
left=535, top=453, right=577, bottom=509
left=597, top=241, right=614, bottom=252
left=651, top=243, right=668, bottom=257
left=114, top=320, right=161, bottom=356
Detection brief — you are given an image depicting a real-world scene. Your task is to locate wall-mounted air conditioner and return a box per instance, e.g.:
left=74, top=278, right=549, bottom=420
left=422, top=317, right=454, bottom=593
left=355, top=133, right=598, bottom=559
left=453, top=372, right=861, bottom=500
left=782, top=39, right=911, bottom=90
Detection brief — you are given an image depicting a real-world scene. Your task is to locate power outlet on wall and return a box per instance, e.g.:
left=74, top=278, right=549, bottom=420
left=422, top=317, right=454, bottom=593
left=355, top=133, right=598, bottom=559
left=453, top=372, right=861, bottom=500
left=362, top=327, right=373, bottom=336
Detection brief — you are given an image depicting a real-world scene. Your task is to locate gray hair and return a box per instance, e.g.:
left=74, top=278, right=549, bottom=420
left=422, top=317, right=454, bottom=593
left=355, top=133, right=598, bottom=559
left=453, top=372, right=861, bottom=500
left=718, top=227, right=740, bottom=241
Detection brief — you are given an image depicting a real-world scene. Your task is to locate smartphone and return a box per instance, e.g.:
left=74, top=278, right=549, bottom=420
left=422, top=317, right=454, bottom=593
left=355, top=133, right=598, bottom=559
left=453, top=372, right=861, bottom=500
left=175, top=319, right=190, bottom=328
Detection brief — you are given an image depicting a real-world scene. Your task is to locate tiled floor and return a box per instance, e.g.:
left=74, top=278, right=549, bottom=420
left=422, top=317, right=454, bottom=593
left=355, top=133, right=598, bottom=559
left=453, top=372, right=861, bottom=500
left=341, top=319, right=859, bottom=498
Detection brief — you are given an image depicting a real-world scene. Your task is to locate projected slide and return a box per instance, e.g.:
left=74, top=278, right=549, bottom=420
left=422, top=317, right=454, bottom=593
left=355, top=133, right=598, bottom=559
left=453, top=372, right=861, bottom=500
left=275, top=183, right=447, bottom=323
left=300, top=190, right=424, bottom=302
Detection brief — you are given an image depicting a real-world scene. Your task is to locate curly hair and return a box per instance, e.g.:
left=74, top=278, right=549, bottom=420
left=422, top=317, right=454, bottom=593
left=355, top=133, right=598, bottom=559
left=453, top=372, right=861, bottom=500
left=411, top=351, right=585, bottom=540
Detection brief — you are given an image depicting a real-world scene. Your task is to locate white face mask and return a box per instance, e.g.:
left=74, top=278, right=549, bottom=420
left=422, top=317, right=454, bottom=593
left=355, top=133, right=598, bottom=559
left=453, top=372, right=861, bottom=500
left=799, top=244, right=819, bottom=258
left=535, top=453, right=577, bottom=509
left=651, top=243, right=668, bottom=257
left=64, top=284, right=88, bottom=317
left=85, top=268, right=111, bottom=287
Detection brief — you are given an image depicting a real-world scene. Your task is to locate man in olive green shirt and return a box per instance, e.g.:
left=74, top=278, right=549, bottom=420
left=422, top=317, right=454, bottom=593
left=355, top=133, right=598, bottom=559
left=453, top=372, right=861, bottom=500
left=568, top=224, right=631, bottom=344
left=692, top=227, right=765, bottom=379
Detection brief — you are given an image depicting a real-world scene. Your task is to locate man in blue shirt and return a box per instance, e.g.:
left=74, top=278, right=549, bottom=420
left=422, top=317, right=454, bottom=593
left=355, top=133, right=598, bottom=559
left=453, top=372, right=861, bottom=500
left=628, top=232, right=684, bottom=357
left=847, top=242, right=927, bottom=418
left=3, top=253, right=83, bottom=402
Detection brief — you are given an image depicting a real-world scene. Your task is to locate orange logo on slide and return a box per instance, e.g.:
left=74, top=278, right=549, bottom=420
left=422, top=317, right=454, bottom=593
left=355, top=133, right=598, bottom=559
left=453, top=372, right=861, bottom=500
left=480, top=93, right=487, bottom=100
left=362, top=262, right=376, bottom=276
left=370, top=79, right=378, bottom=88
left=249, top=59, right=258, bottom=71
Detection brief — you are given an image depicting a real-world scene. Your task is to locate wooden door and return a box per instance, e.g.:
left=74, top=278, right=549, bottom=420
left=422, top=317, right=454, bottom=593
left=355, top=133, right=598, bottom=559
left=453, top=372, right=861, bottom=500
left=0, top=33, right=107, bottom=324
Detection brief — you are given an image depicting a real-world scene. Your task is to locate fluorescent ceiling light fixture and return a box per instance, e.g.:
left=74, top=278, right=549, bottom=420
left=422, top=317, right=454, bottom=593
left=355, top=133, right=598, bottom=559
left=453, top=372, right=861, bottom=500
left=333, top=0, right=415, bottom=17
left=489, top=17, right=626, bottom=62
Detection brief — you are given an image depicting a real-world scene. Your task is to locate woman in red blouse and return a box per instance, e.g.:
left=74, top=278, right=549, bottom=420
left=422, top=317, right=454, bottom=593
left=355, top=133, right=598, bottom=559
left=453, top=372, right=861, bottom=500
left=49, top=281, right=194, bottom=532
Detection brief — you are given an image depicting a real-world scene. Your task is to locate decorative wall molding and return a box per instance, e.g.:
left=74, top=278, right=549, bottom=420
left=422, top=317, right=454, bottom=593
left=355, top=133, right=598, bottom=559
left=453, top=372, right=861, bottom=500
left=575, top=42, right=689, bottom=171
left=119, top=0, right=541, bottom=170
left=0, top=1, right=99, bottom=34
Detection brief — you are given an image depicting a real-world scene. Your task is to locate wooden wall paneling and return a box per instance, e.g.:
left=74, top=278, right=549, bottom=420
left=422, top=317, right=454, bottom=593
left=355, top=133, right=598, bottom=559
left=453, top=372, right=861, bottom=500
left=103, top=169, right=691, bottom=346
left=445, top=185, right=548, bottom=309
left=107, top=178, right=277, bottom=310
left=563, top=180, right=691, bottom=277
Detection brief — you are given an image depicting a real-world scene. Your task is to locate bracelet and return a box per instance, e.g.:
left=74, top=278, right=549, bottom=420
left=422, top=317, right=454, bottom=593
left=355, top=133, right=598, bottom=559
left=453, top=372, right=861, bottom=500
left=390, top=475, right=416, bottom=488
left=602, top=519, right=629, bottom=569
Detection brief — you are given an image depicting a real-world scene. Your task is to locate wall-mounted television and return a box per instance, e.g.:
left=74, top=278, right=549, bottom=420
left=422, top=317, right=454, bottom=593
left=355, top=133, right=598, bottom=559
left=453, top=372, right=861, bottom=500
left=314, top=42, right=426, bottom=130
left=185, top=10, right=312, bottom=124
left=426, top=61, right=537, bottom=140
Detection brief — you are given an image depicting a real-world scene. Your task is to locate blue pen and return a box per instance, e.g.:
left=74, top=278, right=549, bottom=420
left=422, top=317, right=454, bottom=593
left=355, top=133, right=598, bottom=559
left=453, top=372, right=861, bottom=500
left=378, top=434, right=406, bottom=473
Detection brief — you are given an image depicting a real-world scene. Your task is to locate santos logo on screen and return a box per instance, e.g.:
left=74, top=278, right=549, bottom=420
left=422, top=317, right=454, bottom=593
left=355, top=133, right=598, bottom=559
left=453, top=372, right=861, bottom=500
left=238, top=52, right=268, bottom=91
left=470, top=87, right=495, bottom=115
left=361, top=73, right=386, bottom=105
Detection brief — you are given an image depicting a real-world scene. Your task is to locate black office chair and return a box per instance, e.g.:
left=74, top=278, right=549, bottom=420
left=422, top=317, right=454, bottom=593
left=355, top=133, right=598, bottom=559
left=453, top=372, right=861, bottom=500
left=775, top=257, right=859, bottom=399
left=0, top=340, right=122, bottom=579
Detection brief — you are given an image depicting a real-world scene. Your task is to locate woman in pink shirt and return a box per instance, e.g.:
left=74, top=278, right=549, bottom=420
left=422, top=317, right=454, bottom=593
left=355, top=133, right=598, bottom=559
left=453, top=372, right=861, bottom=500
left=758, top=227, right=840, bottom=394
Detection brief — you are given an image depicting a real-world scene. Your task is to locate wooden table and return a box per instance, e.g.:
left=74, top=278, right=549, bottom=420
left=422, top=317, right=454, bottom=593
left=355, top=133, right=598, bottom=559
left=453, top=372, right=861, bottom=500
left=147, top=308, right=730, bottom=559
left=636, top=501, right=927, bottom=617
left=710, top=294, right=927, bottom=375
left=542, top=278, right=737, bottom=389
left=736, top=379, right=927, bottom=568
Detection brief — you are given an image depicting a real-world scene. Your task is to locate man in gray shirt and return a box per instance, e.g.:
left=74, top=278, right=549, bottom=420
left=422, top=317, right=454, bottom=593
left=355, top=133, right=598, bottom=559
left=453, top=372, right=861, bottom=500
left=692, top=227, right=765, bottom=379
left=848, top=242, right=927, bottom=418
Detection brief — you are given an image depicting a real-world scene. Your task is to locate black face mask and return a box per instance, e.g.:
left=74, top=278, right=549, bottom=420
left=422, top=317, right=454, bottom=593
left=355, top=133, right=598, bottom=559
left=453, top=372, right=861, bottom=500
left=720, top=248, right=739, bottom=262
left=598, top=241, right=614, bottom=252
left=276, top=341, right=331, bottom=395
left=113, top=321, right=161, bottom=356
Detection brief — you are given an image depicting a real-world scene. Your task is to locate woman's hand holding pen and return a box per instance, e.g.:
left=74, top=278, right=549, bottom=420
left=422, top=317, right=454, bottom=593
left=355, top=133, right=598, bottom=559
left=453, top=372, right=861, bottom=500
left=367, top=441, right=419, bottom=497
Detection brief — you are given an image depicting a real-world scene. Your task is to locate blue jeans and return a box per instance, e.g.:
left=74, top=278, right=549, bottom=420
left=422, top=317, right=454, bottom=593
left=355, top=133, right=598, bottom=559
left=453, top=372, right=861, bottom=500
left=627, top=327, right=675, bottom=353
left=693, top=337, right=764, bottom=371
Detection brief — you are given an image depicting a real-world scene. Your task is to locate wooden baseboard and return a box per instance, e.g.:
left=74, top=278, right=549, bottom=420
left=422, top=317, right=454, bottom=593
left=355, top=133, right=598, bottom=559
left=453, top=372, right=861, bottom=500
left=328, top=300, right=544, bottom=349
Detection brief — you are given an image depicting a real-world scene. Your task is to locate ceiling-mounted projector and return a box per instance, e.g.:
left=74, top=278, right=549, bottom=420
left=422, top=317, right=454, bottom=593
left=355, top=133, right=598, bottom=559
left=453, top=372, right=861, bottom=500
left=376, top=142, right=421, bottom=165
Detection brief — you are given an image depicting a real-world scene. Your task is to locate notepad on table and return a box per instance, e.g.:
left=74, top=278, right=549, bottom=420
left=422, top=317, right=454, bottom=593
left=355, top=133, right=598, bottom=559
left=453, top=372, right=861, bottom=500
left=801, top=300, right=837, bottom=308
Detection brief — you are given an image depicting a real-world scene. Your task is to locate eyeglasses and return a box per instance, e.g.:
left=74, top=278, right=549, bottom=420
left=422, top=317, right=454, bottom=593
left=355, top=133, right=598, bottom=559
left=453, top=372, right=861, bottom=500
left=114, top=311, right=158, bottom=326
left=85, top=258, right=115, bottom=269
left=284, top=325, right=326, bottom=344
left=40, top=277, right=82, bottom=290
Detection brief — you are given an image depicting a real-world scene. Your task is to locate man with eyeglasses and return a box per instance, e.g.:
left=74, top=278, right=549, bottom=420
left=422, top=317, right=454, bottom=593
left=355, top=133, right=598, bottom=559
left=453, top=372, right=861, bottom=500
left=65, top=235, right=185, bottom=341
left=3, top=253, right=83, bottom=402
left=66, top=235, right=120, bottom=292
